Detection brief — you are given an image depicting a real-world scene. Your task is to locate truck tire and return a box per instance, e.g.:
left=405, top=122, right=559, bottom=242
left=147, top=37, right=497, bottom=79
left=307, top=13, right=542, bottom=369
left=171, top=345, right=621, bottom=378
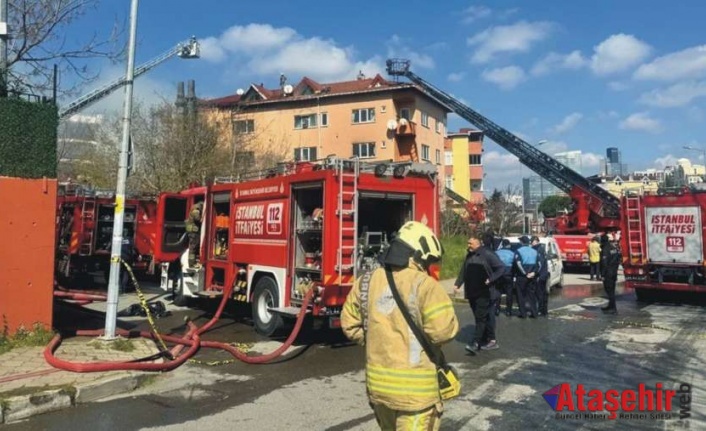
left=252, top=276, right=284, bottom=336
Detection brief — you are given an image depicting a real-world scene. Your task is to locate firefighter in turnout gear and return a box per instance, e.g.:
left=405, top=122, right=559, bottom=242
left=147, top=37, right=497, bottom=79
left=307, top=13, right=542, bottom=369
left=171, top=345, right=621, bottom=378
left=185, top=202, right=203, bottom=267
left=341, top=221, right=459, bottom=431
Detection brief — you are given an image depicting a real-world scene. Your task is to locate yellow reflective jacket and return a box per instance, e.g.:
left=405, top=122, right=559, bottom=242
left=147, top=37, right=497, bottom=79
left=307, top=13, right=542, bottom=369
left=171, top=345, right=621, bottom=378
left=588, top=241, right=601, bottom=263
left=341, top=262, right=459, bottom=412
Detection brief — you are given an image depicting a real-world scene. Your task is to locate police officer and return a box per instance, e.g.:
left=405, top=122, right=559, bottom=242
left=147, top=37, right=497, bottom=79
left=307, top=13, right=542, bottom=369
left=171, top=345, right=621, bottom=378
left=531, top=236, right=550, bottom=317
left=495, top=239, right=516, bottom=317
left=600, top=234, right=621, bottom=314
left=514, top=235, right=540, bottom=318
left=341, top=221, right=458, bottom=430
left=185, top=201, right=203, bottom=267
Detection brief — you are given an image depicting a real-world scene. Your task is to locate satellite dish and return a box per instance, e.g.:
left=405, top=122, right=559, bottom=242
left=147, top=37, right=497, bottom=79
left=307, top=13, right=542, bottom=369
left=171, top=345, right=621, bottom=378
left=387, top=119, right=398, bottom=130
left=283, top=84, right=294, bottom=95
left=399, top=118, right=409, bottom=126
left=236, top=88, right=245, bottom=96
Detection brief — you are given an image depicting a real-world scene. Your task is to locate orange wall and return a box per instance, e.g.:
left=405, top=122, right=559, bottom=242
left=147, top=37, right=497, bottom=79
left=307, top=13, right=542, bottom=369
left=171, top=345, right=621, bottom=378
left=0, top=177, right=56, bottom=334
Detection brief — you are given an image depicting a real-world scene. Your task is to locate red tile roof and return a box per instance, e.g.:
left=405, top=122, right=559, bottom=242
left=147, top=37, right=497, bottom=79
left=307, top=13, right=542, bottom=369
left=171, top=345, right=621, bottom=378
left=201, top=74, right=424, bottom=109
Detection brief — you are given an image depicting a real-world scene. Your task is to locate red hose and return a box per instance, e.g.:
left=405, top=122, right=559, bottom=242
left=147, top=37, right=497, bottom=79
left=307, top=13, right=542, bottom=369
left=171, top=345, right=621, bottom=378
left=54, top=291, right=107, bottom=301
left=44, top=285, right=315, bottom=372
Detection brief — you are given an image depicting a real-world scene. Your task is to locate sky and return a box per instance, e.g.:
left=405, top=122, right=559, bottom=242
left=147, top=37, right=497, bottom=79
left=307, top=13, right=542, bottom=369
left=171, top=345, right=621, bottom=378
left=56, top=0, right=706, bottom=193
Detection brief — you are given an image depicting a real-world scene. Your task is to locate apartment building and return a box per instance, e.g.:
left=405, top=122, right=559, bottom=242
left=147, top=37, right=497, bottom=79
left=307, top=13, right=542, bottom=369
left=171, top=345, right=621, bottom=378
left=443, top=128, right=484, bottom=204
left=202, top=74, right=451, bottom=188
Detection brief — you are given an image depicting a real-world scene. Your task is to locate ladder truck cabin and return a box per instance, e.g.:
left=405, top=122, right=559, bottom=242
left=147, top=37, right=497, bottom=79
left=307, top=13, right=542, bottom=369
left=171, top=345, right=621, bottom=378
left=56, top=184, right=157, bottom=280
left=621, top=186, right=706, bottom=300
left=385, top=59, right=622, bottom=268
left=153, top=157, right=439, bottom=336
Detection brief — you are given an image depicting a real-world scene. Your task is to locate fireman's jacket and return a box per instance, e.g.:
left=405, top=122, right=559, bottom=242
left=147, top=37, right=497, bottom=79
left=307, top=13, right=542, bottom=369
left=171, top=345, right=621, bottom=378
left=185, top=203, right=203, bottom=233
left=341, top=260, right=459, bottom=412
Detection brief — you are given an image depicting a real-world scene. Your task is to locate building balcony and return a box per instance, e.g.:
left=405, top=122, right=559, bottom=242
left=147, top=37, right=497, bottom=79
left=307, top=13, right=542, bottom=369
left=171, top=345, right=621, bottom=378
left=395, top=119, right=416, bottom=137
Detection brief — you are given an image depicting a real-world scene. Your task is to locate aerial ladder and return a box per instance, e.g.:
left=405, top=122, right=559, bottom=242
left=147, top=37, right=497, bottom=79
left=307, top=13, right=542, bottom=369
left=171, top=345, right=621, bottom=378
left=59, top=37, right=200, bottom=120
left=386, top=59, right=621, bottom=234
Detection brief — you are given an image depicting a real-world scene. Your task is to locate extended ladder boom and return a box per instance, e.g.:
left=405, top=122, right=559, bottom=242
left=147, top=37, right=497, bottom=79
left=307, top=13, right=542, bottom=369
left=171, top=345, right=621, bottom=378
left=59, top=37, right=200, bottom=120
left=386, top=59, right=620, bottom=219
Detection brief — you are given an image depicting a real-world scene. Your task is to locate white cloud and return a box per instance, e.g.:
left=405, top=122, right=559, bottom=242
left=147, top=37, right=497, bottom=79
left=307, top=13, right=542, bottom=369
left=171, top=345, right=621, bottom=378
left=549, top=113, right=583, bottom=135
left=482, top=150, right=523, bottom=190
left=462, top=5, right=492, bottom=24
left=619, top=112, right=663, bottom=133
left=481, top=66, right=526, bottom=90
left=200, top=23, right=382, bottom=82
left=531, top=51, right=587, bottom=76
left=467, top=21, right=554, bottom=64
left=654, top=154, right=679, bottom=168
left=634, top=45, right=706, bottom=81
left=639, top=81, right=706, bottom=108
left=608, top=81, right=630, bottom=91
left=447, top=72, right=465, bottom=82
left=386, top=35, right=435, bottom=70
left=590, top=34, right=652, bottom=76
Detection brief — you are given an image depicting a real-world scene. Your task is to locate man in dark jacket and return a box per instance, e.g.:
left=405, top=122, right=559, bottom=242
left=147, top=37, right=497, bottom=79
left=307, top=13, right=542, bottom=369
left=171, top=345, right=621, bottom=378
left=600, top=234, right=621, bottom=314
left=514, top=235, right=540, bottom=318
left=531, top=236, right=550, bottom=317
left=454, top=235, right=505, bottom=352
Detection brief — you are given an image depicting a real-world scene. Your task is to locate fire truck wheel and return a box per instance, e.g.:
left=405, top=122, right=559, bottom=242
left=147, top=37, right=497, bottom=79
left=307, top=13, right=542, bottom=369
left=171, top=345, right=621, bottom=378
left=252, top=276, right=284, bottom=336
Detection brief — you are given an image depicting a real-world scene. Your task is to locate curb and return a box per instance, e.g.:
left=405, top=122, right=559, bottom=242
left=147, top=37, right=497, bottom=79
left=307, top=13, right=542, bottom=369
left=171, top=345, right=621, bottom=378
left=0, top=373, right=152, bottom=425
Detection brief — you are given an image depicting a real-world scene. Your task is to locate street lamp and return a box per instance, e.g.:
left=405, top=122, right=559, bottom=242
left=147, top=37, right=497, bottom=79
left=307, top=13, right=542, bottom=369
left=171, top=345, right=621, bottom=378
left=683, top=146, right=706, bottom=181
left=520, top=140, right=548, bottom=233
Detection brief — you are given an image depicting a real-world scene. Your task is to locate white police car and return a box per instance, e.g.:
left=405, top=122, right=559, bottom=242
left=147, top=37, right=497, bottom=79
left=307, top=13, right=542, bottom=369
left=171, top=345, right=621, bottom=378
left=503, top=236, right=564, bottom=294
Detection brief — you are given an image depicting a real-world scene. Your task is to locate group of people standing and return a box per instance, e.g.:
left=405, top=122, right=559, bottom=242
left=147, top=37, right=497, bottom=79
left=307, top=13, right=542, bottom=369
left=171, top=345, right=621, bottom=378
left=453, top=234, right=550, bottom=354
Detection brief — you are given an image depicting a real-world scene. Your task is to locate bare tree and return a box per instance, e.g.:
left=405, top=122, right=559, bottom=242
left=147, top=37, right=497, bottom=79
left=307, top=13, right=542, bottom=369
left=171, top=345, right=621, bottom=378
left=3, top=0, right=122, bottom=97
left=483, top=185, right=523, bottom=236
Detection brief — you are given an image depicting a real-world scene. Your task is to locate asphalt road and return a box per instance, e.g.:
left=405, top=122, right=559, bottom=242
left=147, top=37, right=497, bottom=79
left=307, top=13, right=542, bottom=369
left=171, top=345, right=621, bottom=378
left=6, top=274, right=706, bottom=431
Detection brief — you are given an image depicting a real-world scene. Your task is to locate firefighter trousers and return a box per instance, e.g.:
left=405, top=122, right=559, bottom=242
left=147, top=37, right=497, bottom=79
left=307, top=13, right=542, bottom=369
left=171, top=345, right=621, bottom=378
left=187, top=232, right=200, bottom=265
left=603, top=274, right=617, bottom=309
left=372, top=402, right=442, bottom=431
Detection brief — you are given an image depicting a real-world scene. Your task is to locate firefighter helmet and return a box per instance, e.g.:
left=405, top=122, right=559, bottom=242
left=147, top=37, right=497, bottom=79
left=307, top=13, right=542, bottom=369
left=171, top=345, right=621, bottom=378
left=396, top=221, right=443, bottom=265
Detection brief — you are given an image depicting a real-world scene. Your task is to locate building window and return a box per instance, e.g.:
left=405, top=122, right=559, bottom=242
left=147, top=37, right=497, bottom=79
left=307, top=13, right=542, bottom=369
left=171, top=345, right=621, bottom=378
left=445, top=176, right=453, bottom=189
left=234, top=119, right=254, bottom=134
left=469, top=132, right=483, bottom=142
left=470, top=180, right=483, bottom=191
left=469, top=154, right=482, bottom=165
left=234, top=151, right=255, bottom=167
left=294, top=114, right=318, bottom=129
left=353, top=142, right=376, bottom=159
left=320, top=112, right=328, bottom=127
left=294, top=146, right=317, bottom=162
left=352, top=108, right=375, bottom=124
left=421, top=144, right=430, bottom=161
left=421, top=111, right=429, bottom=128
left=435, top=149, right=441, bottom=164
left=400, top=108, right=411, bottom=120
left=445, top=151, right=453, bottom=166
left=435, top=119, right=441, bottom=134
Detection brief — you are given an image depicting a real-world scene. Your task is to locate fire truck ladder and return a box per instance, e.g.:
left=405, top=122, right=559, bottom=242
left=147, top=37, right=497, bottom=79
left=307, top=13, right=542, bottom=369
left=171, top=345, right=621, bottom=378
left=59, top=37, right=200, bottom=120
left=624, top=194, right=645, bottom=264
left=386, top=59, right=621, bottom=220
left=335, top=158, right=360, bottom=283
left=79, top=197, right=96, bottom=255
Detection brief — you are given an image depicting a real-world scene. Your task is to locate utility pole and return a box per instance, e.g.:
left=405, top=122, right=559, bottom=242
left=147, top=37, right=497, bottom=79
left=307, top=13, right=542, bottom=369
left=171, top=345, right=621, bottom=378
left=104, top=0, right=139, bottom=340
left=0, top=0, right=8, bottom=97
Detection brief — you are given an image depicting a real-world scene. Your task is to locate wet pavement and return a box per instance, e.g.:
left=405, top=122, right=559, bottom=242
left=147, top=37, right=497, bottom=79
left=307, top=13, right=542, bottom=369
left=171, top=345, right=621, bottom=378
left=4, top=275, right=706, bottom=431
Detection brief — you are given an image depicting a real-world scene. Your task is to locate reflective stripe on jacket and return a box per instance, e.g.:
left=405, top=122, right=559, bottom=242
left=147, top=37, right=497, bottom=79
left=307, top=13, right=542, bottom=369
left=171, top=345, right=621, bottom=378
left=341, top=261, right=459, bottom=412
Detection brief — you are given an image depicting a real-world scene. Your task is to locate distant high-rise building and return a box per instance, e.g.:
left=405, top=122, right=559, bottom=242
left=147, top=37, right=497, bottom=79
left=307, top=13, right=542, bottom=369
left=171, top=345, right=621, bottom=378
left=605, top=147, right=624, bottom=176
left=555, top=150, right=583, bottom=175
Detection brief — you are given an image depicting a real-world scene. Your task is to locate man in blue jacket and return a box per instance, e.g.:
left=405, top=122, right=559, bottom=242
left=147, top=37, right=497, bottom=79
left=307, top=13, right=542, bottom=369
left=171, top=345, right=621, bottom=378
left=495, top=239, right=516, bottom=317
left=514, top=236, right=540, bottom=318
left=454, top=235, right=506, bottom=352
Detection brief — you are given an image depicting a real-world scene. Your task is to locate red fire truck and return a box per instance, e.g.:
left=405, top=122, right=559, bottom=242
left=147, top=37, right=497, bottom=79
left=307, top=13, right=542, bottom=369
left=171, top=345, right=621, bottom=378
left=153, top=157, right=440, bottom=335
left=56, top=183, right=157, bottom=280
left=621, top=187, right=706, bottom=300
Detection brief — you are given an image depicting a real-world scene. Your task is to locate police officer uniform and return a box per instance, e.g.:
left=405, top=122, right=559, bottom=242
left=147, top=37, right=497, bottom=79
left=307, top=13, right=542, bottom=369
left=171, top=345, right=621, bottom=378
left=513, top=236, right=540, bottom=318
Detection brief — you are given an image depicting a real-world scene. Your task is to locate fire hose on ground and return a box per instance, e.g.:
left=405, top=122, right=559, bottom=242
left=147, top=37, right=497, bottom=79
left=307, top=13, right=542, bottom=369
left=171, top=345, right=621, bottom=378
left=45, top=260, right=315, bottom=372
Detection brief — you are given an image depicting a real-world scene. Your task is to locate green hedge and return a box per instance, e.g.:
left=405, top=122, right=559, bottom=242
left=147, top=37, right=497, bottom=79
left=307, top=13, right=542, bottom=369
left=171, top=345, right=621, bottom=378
left=0, top=98, right=58, bottom=178
left=440, top=236, right=467, bottom=280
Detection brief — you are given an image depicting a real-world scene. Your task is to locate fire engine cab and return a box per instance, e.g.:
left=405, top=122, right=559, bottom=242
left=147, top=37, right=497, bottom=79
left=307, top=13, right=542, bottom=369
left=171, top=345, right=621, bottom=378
left=154, top=157, right=440, bottom=335
left=621, top=185, right=706, bottom=300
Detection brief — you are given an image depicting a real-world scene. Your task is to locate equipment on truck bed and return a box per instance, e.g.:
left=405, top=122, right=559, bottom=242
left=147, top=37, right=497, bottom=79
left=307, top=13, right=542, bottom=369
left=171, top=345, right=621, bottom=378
left=153, top=156, right=440, bottom=336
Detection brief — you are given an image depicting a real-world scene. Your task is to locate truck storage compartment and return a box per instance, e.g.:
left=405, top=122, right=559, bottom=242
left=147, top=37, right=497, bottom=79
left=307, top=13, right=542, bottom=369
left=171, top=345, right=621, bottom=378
left=293, top=185, right=324, bottom=281
left=357, top=192, right=413, bottom=270
left=162, top=197, right=188, bottom=252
